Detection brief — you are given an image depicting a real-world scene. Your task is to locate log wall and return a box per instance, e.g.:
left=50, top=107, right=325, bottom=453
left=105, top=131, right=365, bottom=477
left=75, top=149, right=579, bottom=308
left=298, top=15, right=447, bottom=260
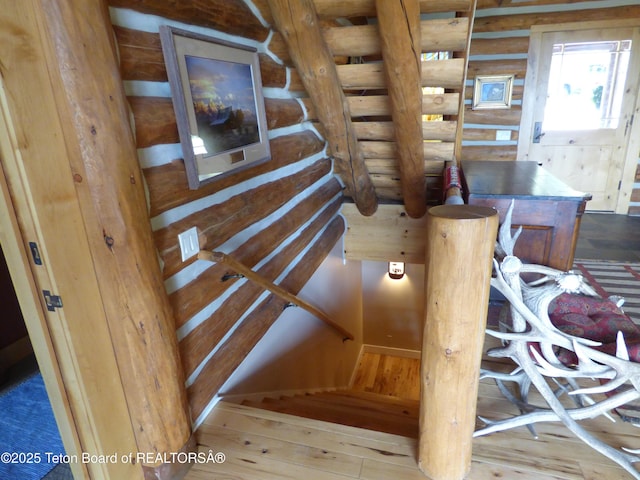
left=463, top=0, right=640, bottom=214
left=109, top=0, right=355, bottom=424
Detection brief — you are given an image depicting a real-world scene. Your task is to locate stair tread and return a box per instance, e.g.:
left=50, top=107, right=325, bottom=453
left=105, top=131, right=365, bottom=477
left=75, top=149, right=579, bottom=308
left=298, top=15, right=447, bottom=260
left=329, top=389, right=420, bottom=406
left=305, top=391, right=419, bottom=417
left=218, top=400, right=418, bottom=445
left=287, top=395, right=418, bottom=421
left=242, top=390, right=419, bottom=438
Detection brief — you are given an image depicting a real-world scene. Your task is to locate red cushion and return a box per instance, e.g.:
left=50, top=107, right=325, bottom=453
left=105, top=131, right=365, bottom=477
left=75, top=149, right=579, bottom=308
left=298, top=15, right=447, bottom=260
left=548, top=293, right=640, bottom=365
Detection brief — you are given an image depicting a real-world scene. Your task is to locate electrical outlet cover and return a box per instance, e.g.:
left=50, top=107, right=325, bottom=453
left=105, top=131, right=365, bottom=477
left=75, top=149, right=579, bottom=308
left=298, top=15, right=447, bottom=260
left=178, top=227, right=199, bottom=261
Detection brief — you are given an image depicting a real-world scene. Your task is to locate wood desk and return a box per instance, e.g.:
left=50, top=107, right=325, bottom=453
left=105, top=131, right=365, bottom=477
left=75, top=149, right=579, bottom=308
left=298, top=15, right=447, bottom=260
left=462, top=161, right=592, bottom=271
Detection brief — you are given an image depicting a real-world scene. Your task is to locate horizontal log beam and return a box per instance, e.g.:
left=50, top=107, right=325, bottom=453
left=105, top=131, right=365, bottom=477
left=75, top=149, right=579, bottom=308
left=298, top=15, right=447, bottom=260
left=470, top=36, right=529, bottom=56
left=113, top=26, right=288, bottom=89
left=461, top=145, right=517, bottom=161
left=143, top=131, right=325, bottom=217
left=360, top=141, right=454, bottom=162
left=179, top=195, right=342, bottom=377
left=345, top=94, right=458, bottom=118
left=337, top=59, right=465, bottom=90
left=187, top=215, right=345, bottom=420
left=260, top=53, right=288, bottom=88
left=365, top=158, right=445, bottom=176
left=467, top=59, right=527, bottom=79
left=154, top=158, right=331, bottom=278
left=323, top=18, right=468, bottom=58
left=128, top=96, right=178, bottom=148
left=464, top=105, right=522, bottom=125
left=128, top=95, right=306, bottom=149
left=312, top=0, right=472, bottom=18
left=342, top=203, right=428, bottom=263
left=477, top=0, right=582, bottom=7
left=113, top=25, right=166, bottom=82
left=463, top=127, right=519, bottom=142
left=108, top=0, right=269, bottom=41
left=473, top=5, right=640, bottom=33
left=171, top=180, right=342, bottom=328
left=352, top=120, right=457, bottom=142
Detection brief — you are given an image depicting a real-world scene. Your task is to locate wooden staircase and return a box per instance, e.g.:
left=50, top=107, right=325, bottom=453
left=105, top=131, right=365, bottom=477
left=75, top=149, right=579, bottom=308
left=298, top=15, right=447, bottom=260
left=185, top=355, right=636, bottom=479
left=241, top=389, right=420, bottom=438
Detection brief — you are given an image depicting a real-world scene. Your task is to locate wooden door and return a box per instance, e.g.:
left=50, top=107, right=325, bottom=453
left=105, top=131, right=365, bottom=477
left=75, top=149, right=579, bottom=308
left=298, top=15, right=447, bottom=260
left=519, top=23, right=640, bottom=212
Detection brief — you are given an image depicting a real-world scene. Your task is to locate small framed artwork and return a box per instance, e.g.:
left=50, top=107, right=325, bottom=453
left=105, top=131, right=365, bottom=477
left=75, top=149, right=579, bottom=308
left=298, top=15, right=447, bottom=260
left=472, top=74, right=514, bottom=110
left=160, top=26, right=270, bottom=189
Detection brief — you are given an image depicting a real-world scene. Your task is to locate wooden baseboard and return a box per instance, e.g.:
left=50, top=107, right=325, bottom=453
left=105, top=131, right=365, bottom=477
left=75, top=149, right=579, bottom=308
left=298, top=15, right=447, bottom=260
left=362, top=344, right=421, bottom=359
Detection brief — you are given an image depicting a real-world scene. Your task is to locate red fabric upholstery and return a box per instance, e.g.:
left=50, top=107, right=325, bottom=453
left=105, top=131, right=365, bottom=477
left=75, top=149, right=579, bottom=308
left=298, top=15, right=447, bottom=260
left=548, top=293, right=640, bottom=366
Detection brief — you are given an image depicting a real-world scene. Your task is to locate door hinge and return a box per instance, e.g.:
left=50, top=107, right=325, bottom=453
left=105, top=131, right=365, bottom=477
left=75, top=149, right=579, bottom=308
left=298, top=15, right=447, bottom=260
left=43, top=290, right=63, bottom=312
left=29, top=241, right=42, bottom=265
left=619, top=180, right=622, bottom=190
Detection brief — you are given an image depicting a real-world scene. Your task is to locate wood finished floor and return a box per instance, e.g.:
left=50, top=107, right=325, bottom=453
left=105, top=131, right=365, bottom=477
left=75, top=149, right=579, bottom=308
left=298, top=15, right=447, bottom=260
left=576, top=213, right=640, bottom=262
left=189, top=352, right=638, bottom=479
left=186, top=214, right=640, bottom=479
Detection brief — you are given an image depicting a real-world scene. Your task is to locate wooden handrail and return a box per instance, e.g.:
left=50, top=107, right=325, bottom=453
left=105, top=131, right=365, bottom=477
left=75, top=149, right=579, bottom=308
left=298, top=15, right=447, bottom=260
left=197, top=250, right=354, bottom=341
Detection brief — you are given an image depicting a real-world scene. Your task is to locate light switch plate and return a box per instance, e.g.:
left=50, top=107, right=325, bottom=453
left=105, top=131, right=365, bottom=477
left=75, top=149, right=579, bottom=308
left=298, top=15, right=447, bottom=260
left=178, top=227, right=199, bottom=261
left=496, top=130, right=512, bottom=141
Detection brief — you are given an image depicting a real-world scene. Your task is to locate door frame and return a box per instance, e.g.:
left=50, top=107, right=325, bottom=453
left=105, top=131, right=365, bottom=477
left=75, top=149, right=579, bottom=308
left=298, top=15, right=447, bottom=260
left=0, top=2, right=144, bottom=478
left=518, top=19, right=640, bottom=214
left=0, top=91, right=88, bottom=480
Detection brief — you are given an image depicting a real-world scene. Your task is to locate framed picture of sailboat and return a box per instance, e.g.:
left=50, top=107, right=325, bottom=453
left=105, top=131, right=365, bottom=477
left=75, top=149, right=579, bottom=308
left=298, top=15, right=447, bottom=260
left=160, top=26, right=271, bottom=189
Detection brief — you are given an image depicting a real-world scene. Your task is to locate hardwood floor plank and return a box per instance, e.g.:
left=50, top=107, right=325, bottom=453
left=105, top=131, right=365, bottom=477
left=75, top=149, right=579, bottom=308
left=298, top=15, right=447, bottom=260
left=197, top=424, right=364, bottom=477
left=188, top=354, right=640, bottom=479
left=360, top=457, right=577, bottom=480
left=204, top=403, right=419, bottom=466
left=578, top=461, right=630, bottom=480
left=187, top=445, right=358, bottom=480
left=351, top=352, right=380, bottom=391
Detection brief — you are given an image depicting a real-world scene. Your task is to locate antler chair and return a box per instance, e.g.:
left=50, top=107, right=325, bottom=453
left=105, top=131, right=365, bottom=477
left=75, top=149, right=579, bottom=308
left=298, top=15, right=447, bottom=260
left=477, top=201, right=640, bottom=479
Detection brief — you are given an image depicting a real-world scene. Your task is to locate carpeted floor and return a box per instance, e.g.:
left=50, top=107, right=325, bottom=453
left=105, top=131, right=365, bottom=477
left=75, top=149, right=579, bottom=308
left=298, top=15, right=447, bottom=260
left=0, top=372, right=65, bottom=479
left=573, top=260, right=640, bottom=324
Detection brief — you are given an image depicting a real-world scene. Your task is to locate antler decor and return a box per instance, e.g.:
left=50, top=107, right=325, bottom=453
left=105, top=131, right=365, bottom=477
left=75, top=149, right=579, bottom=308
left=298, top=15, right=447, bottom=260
left=477, top=200, right=640, bottom=479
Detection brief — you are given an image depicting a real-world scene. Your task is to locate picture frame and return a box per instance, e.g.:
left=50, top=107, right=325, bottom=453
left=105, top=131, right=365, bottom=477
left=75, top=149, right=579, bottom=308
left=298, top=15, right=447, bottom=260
left=159, top=26, right=270, bottom=189
left=472, top=74, right=514, bottom=110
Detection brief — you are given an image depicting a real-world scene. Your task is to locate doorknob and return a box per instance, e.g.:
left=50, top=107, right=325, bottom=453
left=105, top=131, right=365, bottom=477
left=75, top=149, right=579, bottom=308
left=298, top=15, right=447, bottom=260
left=533, top=121, right=545, bottom=143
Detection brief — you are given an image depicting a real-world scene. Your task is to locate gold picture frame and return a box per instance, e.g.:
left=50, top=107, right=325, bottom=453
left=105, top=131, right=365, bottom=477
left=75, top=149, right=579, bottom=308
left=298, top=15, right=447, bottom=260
left=472, top=74, right=514, bottom=110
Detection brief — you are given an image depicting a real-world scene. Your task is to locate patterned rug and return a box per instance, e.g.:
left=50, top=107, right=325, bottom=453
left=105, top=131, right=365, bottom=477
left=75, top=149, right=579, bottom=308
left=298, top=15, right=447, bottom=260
left=573, top=260, right=640, bottom=325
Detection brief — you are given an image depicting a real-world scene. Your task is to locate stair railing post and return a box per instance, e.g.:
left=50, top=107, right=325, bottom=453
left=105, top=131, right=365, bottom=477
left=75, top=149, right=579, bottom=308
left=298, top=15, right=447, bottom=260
left=419, top=205, right=498, bottom=480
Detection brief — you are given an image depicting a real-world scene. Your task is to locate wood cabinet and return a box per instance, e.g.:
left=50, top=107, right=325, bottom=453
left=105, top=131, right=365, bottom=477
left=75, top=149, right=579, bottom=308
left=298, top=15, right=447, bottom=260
left=462, top=161, right=592, bottom=271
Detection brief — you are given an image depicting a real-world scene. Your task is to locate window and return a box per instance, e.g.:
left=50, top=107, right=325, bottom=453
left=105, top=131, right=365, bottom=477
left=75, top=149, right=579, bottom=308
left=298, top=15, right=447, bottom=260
left=543, top=39, right=632, bottom=130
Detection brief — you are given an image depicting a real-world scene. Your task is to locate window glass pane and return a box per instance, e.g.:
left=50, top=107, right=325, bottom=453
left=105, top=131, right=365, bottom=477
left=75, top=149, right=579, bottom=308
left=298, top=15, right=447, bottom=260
left=542, top=40, right=631, bottom=131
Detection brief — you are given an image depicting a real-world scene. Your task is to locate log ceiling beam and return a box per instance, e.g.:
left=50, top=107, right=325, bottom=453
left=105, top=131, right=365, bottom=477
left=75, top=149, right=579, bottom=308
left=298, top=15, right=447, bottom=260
left=375, top=0, right=425, bottom=218
left=312, top=0, right=473, bottom=18
left=267, top=0, right=378, bottom=216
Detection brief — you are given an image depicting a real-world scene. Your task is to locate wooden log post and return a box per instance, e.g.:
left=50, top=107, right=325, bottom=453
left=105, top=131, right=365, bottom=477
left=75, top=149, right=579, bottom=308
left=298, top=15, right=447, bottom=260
left=419, top=205, right=498, bottom=480
left=37, top=1, right=192, bottom=476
